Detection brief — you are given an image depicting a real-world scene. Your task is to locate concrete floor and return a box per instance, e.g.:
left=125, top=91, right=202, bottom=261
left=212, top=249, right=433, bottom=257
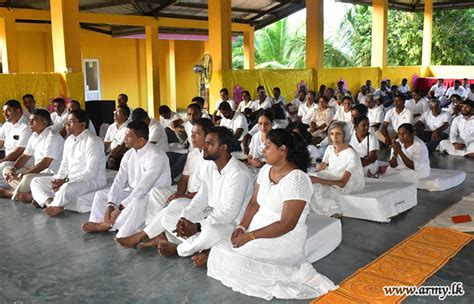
left=1, top=153, right=473, bottom=304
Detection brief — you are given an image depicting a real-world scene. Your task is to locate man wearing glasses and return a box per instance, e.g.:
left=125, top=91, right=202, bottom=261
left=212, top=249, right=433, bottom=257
left=104, top=105, right=131, bottom=170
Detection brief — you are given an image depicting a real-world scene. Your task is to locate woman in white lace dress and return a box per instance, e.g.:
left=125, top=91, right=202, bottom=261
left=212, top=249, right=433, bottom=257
left=207, top=129, right=335, bottom=300
left=310, top=121, right=365, bottom=217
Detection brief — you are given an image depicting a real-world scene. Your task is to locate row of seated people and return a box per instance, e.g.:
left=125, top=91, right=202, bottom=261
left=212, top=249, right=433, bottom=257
left=1, top=90, right=470, bottom=300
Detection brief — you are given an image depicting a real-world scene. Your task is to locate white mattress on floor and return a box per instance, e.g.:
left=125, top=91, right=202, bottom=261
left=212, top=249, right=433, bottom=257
left=417, top=168, right=466, bottom=192
left=304, top=213, right=342, bottom=263
left=339, top=179, right=417, bottom=223
left=65, top=169, right=118, bottom=213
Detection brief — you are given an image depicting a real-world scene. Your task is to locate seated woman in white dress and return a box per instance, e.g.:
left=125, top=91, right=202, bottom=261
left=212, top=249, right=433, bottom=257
left=310, top=121, right=365, bottom=217
left=349, top=115, right=379, bottom=177
left=309, top=96, right=334, bottom=144
left=207, top=129, right=335, bottom=300
left=247, top=110, right=273, bottom=168
left=382, top=123, right=430, bottom=183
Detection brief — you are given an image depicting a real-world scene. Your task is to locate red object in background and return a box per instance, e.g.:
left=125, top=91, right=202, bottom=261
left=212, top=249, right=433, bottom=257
left=451, top=214, right=472, bottom=224
left=413, top=77, right=473, bottom=96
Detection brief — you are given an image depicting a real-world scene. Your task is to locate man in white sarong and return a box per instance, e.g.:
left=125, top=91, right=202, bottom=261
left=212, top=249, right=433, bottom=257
left=1, top=109, right=64, bottom=201
left=82, top=121, right=172, bottom=240
left=154, top=127, right=253, bottom=267
left=30, top=109, right=106, bottom=217
left=0, top=100, right=33, bottom=190
left=113, top=118, right=214, bottom=249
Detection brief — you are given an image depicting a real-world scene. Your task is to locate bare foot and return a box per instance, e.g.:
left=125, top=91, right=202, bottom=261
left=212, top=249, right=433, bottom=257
left=330, top=213, right=343, bottom=219
left=81, top=221, right=110, bottom=233
left=137, top=232, right=166, bottom=250
left=0, top=188, right=14, bottom=198
left=31, top=200, right=43, bottom=209
left=15, top=192, right=33, bottom=203
left=44, top=206, right=64, bottom=217
left=157, top=239, right=178, bottom=257
left=191, top=250, right=210, bottom=268
left=116, top=231, right=148, bottom=248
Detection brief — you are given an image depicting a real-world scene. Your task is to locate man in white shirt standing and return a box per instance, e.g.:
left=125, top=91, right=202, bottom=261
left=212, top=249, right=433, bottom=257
left=429, top=79, right=447, bottom=99
left=104, top=105, right=131, bottom=170
left=0, top=100, right=33, bottom=190
left=155, top=127, right=253, bottom=267
left=132, top=108, right=169, bottom=152
left=82, top=121, right=172, bottom=240
left=439, top=99, right=474, bottom=157
left=376, top=94, right=414, bottom=145
left=30, top=109, right=106, bottom=217
left=21, top=94, right=36, bottom=119
left=219, top=101, right=248, bottom=151
left=1, top=109, right=64, bottom=201
left=50, top=98, right=68, bottom=136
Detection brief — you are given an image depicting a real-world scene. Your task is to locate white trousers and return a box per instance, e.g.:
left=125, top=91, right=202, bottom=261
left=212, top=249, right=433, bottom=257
left=145, top=185, right=175, bottom=225
left=30, top=176, right=105, bottom=208
left=439, top=140, right=474, bottom=156
left=143, top=197, right=191, bottom=239
left=158, top=201, right=234, bottom=257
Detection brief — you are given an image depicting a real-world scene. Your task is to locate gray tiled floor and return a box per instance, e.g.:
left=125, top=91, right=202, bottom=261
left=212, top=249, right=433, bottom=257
left=1, top=153, right=473, bottom=303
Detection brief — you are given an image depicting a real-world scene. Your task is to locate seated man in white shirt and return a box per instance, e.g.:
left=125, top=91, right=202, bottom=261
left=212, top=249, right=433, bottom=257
left=398, top=78, right=411, bottom=99
left=442, top=80, right=466, bottom=107
left=66, top=100, right=96, bottom=134
left=191, top=96, right=211, bottom=119
left=158, top=105, right=182, bottom=144
left=30, top=109, right=107, bottom=217
left=132, top=108, right=168, bottom=152
left=365, top=94, right=384, bottom=131
left=429, top=79, right=447, bottom=99
left=439, top=99, right=474, bottom=158
left=271, top=87, right=286, bottom=106
left=297, top=90, right=318, bottom=126
left=415, top=98, right=450, bottom=153
left=219, top=101, right=248, bottom=151
left=405, top=90, right=428, bottom=123
left=215, top=88, right=236, bottom=113
left=104, top=105, right=131, bottom=170
left=22, top=94, right=36, bottom=119
left=376, top=94, right=414, bottom=145
left=366, top=79, right=375, bottom=93
left=82, top=121, right=172, bottom=240
left=154, top=127, right=253, bottom=266
left=374, top=81, right=391, bottom=107
left=465, top=85, right=474, bottom=101
left=285, top=89, right=306, bottom=122
left=1, top=109, right=64, bottom=201
left=114, top=118, right=214, bottom=248
left=0, top=100, right=33, bottom=189
left=50, top=98, right=69, bottom=136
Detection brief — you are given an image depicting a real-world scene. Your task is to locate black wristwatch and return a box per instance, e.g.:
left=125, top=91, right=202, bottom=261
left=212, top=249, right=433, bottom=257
left=64, top=177, right=70, bottom=183
left=196, top=223, right=201, bottom=232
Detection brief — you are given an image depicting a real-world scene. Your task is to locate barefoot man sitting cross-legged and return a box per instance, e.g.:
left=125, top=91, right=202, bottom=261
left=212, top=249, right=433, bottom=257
left=30, top=109, right=106, bottom=217
left=82, top=121, right=171, bottom=241
left=151, top=127, right=253, bottom=267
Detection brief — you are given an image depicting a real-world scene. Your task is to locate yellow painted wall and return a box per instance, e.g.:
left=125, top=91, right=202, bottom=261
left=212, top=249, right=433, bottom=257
left=381, top=66, right=421, bottom=87
left=174, top=40, right=204, bottom=110
left=16, top=31, right=52, bottom=72
left=429, top=66, right=474, bottom=78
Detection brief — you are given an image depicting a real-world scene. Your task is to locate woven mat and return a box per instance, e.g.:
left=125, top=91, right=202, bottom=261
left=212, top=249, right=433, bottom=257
left=424, top=193, right=474, bottom=233
left=312, top=227, right=472, bottom=303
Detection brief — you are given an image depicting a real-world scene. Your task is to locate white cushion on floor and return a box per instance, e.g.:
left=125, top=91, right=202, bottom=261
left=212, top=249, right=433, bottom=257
left=339, top=179, right=417, bottom=223
left=417, top=168, right=466, bottom=192
left=65, top=169, right=118, bottom=213
left=304, top=213, right=342, bottom=263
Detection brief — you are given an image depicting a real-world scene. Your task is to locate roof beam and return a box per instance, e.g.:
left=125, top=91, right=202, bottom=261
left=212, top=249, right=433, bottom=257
left=79, top=0, right=130, bottom=11
left=150, top=0, right=178, bottom=16
left=170, top=2, right=265, bottom=14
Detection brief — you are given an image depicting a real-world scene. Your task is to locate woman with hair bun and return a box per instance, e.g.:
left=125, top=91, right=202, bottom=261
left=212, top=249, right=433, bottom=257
left=207, top=129, right=335, bottom=300
left=310, top=121, right=364, bottom=217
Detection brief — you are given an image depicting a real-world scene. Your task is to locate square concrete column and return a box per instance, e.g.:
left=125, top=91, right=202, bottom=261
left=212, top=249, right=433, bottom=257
left=0, top=14, right=18, bottom=73
left=243, top=27, right=255, bottom=69
left=306, top=0, right=324, bottom=69
left=422, top=0, right=433, bottom=75
left=145, top=20, right=160, bottom=118
left=371, top=0, right=388, bottom=68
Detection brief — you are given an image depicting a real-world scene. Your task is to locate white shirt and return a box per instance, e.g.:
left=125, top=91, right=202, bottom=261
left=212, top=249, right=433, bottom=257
left=368, top=105, right=384, bottom=127
left=24, top=126, right=64, bottom=173
left=357, top=92, right=366, bottom=104
left=253, top=97, right=272, bottom=111
left=149, top=119, right=169, bottom=152
left=183, top=121, right=194, bottom=149
left=297, top=102, right=318, bottom=125
left=429, top=84, right=447, bottom=98
left=159, top=112, right=181, bottom=129
left=104, top=120, right=129, bottom=150
left=334, top=107, right=352, bottom=122
left=220, top=112, right=248, bottom=141
left=236, top=100, right=257, bottom=113
left=449, top=115, right=474, bottom=145
left=405, top=98, right=429, bottom=118
left=384, top=107, right=414, bottom=131
left=446, top=86, right=466, bottom=99
left=419, top=111, right=450, bottom=132
left=286, top=98, right=303, bottom=122
left=398, top=84, right=410, bottom=94
left=349, top=133, right=379, bottom=159
left=180, top=156, right=254, bottom=227
left=55, top=129, right=106, bottom=184
left=0, top=115, right=32, bottom=155
left=216, top=99, right=236, bottom=111
left=182, top=148, right=206, bottom=193
left=465, top=90, right=474, bottom=101
left=50, top=110, right=68, bottom=133
left=107, top=142, right=171, bottom=208
left=390, top=136, right=430, bottom=177
left=271, top=96, right=286, bottom=105
left=249, top=132, right=265, bottom=161
left=23, top=109, right=33, bottom=120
